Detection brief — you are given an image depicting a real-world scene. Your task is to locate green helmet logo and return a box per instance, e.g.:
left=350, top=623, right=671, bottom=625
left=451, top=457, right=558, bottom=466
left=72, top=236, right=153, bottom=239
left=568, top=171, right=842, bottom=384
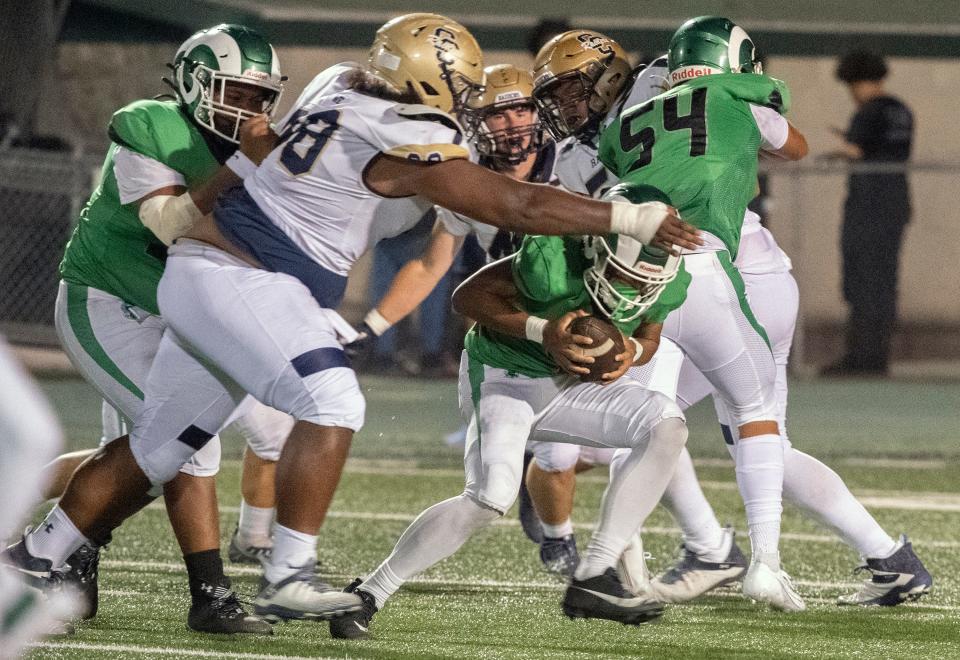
left=667, top=16, right=762, bottom=87
left=583, top=183, right=681, bottom=323
left=171, top=24, right=284, bottom=143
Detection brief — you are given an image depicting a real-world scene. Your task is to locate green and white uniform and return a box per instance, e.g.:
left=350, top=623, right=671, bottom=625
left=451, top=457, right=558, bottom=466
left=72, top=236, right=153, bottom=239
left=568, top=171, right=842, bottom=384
left=458, top=235, right=688, bottom=513
left=598, top=73, right=791, bottom=427
left=55, top=100, right=292, bottom=473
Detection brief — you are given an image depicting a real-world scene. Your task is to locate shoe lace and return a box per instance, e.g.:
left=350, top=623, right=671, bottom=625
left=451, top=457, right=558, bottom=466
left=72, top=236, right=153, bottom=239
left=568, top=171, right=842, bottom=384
left=202, top=583, right=249, bottom=618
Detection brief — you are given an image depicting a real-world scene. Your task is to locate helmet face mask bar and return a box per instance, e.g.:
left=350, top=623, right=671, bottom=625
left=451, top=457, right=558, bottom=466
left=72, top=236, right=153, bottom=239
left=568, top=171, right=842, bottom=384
left=583, top=234, right=680, bottom=323
left=186, top=65, right=283, bottom=143
left=533, top=65, right=604, bottom=141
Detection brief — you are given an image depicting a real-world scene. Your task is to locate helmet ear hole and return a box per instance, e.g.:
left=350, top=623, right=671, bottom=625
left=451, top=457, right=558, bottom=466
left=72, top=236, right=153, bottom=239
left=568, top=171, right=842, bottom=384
left=420, top=81, right=439, bottom=96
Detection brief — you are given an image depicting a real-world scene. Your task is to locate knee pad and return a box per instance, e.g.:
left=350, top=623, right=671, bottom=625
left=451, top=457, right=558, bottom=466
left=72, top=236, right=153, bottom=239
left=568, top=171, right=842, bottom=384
left=131, top=424, right=217, bottom=486
left=282, top=366, right=365, bottom=432
left=232, top=404, right=295, bottom=462
left=463, top=467, right=521, bottom=515
left=176, top=435, right=222, bottom=477
left=530, top=441, right=582, bottom=473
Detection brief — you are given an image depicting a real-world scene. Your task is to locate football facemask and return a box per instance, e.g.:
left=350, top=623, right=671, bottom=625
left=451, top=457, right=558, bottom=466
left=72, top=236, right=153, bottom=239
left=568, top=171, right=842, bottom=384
left=583, top=234, right=680, bottom=324
left=465, top=64, right=543, bottom=166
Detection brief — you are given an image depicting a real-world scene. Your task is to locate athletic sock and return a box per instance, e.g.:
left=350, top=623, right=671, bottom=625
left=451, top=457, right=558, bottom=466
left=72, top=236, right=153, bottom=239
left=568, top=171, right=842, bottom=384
left=266, top=524, right=317, bottom=584
left=363, top=494, right=500, bottom=609
left=575, top=418, right=687, bottom=581
left=659, top=447, right=726, bottom=561
left=25, top=506, right=90, bottom=569
left=238, top=500, right=274, bottom=547
left=540, top=519, right=574, bottom=539
left=734, top=434, right=784, bottom=569
left=782, top=448, right=897, bottom=559
left=184, top=549, right=227, bottom=606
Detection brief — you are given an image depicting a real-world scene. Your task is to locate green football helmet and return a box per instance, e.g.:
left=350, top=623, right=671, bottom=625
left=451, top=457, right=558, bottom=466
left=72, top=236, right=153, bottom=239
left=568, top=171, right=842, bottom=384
left=666, top=16, right=762, bottom=87
left=583, top=183, right=681, bottom=323
left=170, top=24, right=284, bottom=144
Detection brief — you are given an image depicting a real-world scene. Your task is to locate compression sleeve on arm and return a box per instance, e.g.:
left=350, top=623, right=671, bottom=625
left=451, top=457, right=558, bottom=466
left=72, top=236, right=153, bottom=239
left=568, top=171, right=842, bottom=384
left=609, top=200, right=669, bottom=244
left=750, top=104, right=789, bottom=151
left=138, top=192, right=203, bottom=246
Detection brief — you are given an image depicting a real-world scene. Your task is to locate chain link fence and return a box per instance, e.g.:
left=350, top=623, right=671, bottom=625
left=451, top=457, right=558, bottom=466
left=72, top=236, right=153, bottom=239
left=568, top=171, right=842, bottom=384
left=0, top=147, right=100, bottom=345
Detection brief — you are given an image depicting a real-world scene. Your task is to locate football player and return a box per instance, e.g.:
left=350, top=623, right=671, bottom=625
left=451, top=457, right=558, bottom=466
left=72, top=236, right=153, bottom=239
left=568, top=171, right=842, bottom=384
left=10, top=12, right=701, bottom=629
left=2, top=24, right=291, bottom=634
left=531, top=21, right=810, bottom=611
left=332, top=182, right=690, bottom=636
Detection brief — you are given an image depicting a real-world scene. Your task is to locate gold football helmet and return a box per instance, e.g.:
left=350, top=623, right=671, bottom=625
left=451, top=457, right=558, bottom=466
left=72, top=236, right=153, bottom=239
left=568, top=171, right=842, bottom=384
left=465, top=64, right=543, bottom=166
left=368, top=13, right=485, bottom=116
left=531, top=30, right=631, bottom=140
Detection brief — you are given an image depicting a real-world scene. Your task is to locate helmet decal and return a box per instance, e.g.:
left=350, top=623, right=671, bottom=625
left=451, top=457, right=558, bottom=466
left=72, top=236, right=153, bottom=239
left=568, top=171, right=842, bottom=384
left=727, top=26, right=750, bottom=71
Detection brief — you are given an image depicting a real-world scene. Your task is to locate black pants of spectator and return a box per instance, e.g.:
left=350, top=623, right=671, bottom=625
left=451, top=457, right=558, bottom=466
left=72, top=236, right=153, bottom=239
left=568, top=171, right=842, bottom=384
left=840, top=204, right=909, bottom=372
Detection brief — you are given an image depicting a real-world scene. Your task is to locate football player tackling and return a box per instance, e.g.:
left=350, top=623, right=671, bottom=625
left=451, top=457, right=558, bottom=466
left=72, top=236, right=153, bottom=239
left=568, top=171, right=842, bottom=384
left=11, top=13, right=700, bottom=631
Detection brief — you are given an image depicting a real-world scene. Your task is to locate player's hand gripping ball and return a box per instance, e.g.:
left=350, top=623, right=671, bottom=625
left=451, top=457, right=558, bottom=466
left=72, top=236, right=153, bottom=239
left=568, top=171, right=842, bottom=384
left=568, top=315, right=626, bottom=382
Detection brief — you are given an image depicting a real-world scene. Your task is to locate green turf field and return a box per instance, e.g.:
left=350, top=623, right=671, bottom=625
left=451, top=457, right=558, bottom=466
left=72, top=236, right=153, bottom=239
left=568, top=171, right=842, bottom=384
left=24, top=375, right=960, bottom=659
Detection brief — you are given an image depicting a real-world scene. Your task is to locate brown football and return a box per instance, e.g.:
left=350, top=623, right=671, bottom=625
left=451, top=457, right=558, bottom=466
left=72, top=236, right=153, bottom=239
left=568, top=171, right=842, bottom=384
left=568, top=315, right=626, bottom=382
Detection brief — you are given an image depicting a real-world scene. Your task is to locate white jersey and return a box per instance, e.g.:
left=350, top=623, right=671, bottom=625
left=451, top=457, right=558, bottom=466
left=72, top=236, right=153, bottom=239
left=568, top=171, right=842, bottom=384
left=240, top=63, right=473, bottom=277
left=438, top=140, right=561, bottom=258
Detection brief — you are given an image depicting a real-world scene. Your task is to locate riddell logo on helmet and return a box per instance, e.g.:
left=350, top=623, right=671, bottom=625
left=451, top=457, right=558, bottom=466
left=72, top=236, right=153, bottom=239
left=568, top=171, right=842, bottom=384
left=242, top=69, right=269, bottom=80
left=670, top=66, right=721, bottom=84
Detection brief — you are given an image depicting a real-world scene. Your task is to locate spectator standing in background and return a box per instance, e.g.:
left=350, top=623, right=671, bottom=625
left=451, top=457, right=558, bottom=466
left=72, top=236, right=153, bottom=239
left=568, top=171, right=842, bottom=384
left=822, top=51, right=913, bottom=377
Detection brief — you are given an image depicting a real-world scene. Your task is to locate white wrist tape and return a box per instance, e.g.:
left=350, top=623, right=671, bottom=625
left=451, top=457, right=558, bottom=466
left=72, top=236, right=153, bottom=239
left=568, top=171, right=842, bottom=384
left=226, top=151, right=257, bottom=180
left=629, top=337, right=644, bottom=363
left=525, top=316, right=548, bottom=344
left=364, top=309, right=393, bottom=336
left=609, top=200, right=670, bottom=244
left=138, top=192, right=203, bottom=246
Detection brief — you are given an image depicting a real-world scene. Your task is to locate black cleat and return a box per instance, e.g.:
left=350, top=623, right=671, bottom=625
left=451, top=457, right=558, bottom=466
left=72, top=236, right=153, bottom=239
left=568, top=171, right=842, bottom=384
left=187, top=579, right=273, bottom=635
left=1, top=532, right=66, bottom=592
left=329, top=578, right=378, bottom=640
left=562, top=567, right=664, bottom=625
left=518, top=451, right=543, bottom=544
left=64, top=543, right=100, bottom=620
left=838, top=534, right=933, bottom=606
left=540, top=535, right=579, bottom=578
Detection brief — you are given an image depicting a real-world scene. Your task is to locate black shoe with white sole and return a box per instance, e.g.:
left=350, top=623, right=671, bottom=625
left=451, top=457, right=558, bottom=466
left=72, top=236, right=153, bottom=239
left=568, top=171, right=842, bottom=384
left=562, top=567, right=664, bottom=625
left=329, top=578, right=378, bottom=640
left=838, top=535, right=933, bottom=606
left=187, top=579, right=273, bottom=635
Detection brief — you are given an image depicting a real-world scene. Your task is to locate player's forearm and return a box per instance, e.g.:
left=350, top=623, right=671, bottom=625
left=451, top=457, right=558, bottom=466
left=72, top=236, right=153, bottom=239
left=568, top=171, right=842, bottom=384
left=452, top=260, right=528, bottom=339
left=377, top=260, right=448, bottom=325
left=189, top=167, right=242, bottom=215
left=632, top=322, right=662, bottom=366
left=490, top=182, right=613, bottom=237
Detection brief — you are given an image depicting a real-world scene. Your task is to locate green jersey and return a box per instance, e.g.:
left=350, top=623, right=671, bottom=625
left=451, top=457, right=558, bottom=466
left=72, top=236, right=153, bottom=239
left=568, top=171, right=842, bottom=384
left=59, top=100, right=221, bottom=314
left=599, top=73, right=790, bottom=257
left=465, top=235, right=690, bottom=378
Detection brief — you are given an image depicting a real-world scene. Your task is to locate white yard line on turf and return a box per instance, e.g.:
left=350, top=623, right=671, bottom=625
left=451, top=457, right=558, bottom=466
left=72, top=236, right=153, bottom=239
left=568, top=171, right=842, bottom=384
left=28, top=641, right=338, bottom=659
left=134, top=506, right=960, bottom=549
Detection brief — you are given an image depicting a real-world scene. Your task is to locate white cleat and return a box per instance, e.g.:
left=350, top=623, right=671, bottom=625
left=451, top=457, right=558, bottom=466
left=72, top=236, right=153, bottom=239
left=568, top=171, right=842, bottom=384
left=650, top=526, right=748, bottom=604
left=254, top=564, right=362, bottom=623
left=742, top=561, right=806, bottom=612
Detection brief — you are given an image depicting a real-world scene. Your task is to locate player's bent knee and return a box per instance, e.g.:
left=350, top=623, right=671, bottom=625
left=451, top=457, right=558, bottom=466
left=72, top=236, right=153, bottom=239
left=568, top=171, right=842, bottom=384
left=530, top=442, right=581, bottom=473
left=130, top=425, right=217, bottom=487
left=284, top=366, right=365, bottom=432
left=464, top=467, right=520, bottom=515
